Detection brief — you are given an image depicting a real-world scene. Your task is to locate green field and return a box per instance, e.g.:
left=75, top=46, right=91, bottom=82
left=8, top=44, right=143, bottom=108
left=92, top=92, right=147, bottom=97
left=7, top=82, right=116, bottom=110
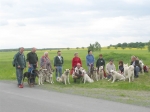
left=0, top=47, right=150, bottom=107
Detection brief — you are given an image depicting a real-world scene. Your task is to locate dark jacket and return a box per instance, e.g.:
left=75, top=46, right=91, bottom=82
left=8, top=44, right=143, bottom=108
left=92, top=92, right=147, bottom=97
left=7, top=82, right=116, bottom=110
left=130, top=60, right=140, bottom=67
left=119, top=65, right=124, bottom=73
left=54, top=56, right=64, bottom=66
left=96, top=58, right=105, bottom=68
left=26, top=52, right=38, bottom=64
left=15, top=52, right=26, bottom=68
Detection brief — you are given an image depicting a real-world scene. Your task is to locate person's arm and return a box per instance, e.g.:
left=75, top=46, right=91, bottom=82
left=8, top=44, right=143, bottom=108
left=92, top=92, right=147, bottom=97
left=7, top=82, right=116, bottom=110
left=72, top=58, right=75, bottom=68
left=86, top=55, right=89, bottom=66
left=15, top=53, right=20, bottom=68
left=79, top=58, right=82, bottom=67
left=62, top=56, right=64, bottom=65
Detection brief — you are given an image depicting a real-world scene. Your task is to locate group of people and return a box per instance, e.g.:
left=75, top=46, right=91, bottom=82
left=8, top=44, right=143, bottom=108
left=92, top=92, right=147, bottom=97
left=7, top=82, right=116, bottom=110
left=14, top=47, right=141, bottom=88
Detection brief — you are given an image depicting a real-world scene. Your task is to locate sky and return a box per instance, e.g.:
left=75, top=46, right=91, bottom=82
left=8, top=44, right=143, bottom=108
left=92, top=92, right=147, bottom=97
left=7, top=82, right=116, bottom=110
left=0, top=0, right=150, bottom=49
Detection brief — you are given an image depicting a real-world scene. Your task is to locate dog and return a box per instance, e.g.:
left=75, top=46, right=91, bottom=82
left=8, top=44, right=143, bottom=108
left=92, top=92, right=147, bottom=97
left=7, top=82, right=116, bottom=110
left=124, top=65, right=134, bottom=83
left=23, top=70, right=38, bottom=87
left=82, top=69, right=94, bottom=84
left=98, top=66, right=104, bottom=80
left=108, top=70, right=125, bottom=83
left=139, top=60, right=144, bottom=75
left=57, top=69, right=70, bottom=85
left=92, top=67, right=98, bottom=81
left=34, top=69, right=47, bottom=85
left=45, top=69, right=54, bottom=84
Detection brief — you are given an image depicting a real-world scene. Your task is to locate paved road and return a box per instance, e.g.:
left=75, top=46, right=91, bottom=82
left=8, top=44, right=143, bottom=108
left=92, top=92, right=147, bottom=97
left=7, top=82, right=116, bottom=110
left=0, top=81, right=150, bottom=112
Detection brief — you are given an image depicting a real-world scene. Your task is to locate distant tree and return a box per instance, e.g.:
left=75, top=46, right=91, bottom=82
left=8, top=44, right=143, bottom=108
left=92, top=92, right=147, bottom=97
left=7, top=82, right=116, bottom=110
left=94, top=41, right=101, bottom=51
left=82, top=47, right=84, bottom=49
left=121, top=46, right=125, bottom=50
left=87, top=44, right=94, bottom=51
left=115, top=46, right=118, bottom=50
left=76, top=47, right=79, bottom=50
left=67, top=47, right=70, bottom=50
left=107, top=46, right=110, bottom=49
left=148, top=41, right=150, bottom=52
left=117, top=43, right=122, bottom=47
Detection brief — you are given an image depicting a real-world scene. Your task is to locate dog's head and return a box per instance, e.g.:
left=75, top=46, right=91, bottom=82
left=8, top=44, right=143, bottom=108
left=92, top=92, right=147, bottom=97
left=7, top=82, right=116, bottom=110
left=110, top=69, right=115, bottom=74
left=81, top=69, right=86, bottom=74
left=93, top=67, right=98, bottom=71
left=64, top=69, right=70, bottom=75
left=99, top=66, right=103, bottom=70
left=124, top=63, right=128, bottom=68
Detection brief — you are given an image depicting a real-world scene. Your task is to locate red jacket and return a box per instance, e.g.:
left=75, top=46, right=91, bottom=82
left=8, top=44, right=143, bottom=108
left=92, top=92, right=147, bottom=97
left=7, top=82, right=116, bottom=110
left=72, top=57, right=82, bottom=68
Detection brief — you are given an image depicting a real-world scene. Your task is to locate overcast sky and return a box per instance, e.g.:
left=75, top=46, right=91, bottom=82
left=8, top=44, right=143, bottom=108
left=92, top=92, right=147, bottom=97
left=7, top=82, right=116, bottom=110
left=0, top=0, right=150, bottom=49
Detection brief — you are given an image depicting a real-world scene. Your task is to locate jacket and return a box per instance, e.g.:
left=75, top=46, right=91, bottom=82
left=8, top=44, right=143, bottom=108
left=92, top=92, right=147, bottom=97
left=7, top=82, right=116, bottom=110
left=86, top=54, right=94, bottom=66
left=54, top=56, right=64, bottom=66
left=15, top=52, right=26, bottom=68
left=72, top=57, right=82, bottom=68
left=96, top=58, right=105, bottom=68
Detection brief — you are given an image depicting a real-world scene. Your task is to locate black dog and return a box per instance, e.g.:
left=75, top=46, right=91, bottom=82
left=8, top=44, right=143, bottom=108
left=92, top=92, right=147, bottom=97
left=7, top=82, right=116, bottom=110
left=23, top=70, right=38, bottom=87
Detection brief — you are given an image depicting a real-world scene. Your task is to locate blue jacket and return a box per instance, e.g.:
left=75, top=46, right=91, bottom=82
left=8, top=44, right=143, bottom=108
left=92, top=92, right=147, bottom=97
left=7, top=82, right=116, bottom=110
left=86, top=54, right=94, bottom=66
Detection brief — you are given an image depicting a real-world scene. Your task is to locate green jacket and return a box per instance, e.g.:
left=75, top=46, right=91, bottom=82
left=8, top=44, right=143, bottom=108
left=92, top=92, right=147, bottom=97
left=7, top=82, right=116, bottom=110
left=54, top=56, right=63, bottom=66
left=15, top=52, right=26, bottom=68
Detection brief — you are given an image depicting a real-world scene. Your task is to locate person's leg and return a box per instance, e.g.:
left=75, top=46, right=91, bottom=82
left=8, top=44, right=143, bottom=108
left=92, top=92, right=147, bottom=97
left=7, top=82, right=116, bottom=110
left=59, top=66, right=62, bottom=77
left=135, top=66, right=140, bottom=77
left=55, top=66, right=59, bottom=79
left=87, top=66, right=91, bottom=74
left=16, top=68, right=23, bottom=86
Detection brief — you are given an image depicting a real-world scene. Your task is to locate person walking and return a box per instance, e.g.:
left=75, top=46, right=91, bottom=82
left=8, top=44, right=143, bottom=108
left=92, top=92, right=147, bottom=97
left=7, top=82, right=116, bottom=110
left=54, top=51, right=64, bottom=79
left=14, top=47, right=26, bottom=88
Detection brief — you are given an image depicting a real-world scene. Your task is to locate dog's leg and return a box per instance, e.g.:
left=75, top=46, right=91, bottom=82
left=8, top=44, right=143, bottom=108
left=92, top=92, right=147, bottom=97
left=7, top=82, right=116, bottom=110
left=64, top=77, right=67, bottom=85
left=67, top=76, right=70, bottom=84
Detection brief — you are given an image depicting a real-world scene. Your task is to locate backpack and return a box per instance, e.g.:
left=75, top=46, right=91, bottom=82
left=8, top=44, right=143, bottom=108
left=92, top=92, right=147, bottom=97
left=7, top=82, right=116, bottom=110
left=12, top=53, right=19, bottom=67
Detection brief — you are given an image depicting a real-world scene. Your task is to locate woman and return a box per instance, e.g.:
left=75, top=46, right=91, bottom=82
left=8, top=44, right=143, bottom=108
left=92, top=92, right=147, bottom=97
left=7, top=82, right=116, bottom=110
left=40, top=52, right=53, bottom=82
left=118, top=60, right=124, bottom=74
left=96, top=54, right=106, bottom=77
left=71, top=53, right=82, bottom=74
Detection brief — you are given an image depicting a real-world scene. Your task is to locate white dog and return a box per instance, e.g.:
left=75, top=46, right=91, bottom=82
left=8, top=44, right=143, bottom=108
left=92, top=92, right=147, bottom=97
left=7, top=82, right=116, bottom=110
left=124, top=65, right=134, bottom=83
left=92, top=67, right=98, bottom=81
left=57, top=69, right=70, bottom=85
left=108, top=70, right=125, bottom=83
left=82, top=69, right=94, bottom=84
left=98, top=66, right=104, bottom=80
left=139, top=60, right=144, bottom=75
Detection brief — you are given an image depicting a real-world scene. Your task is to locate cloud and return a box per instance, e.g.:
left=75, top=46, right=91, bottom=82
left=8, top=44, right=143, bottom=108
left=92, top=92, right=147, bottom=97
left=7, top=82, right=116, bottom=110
left=0, top=0, right=150, bottom=49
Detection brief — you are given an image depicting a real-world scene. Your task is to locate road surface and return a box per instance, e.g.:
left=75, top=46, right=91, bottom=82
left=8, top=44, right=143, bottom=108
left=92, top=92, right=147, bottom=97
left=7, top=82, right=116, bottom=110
left=0, top=81, right=150, bottom=112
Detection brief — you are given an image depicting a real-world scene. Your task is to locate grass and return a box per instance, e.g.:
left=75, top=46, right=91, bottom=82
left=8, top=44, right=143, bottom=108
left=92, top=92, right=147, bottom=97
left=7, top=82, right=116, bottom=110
left=0, top=47, right=150, bottom=107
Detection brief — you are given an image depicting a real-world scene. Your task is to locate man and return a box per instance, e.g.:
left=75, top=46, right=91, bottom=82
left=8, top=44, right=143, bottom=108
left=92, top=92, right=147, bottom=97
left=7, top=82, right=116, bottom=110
left=106, top=59, right=116, bottom=79
left=130, top=56, right=140, bottom=78
left=54, top=51, right=64, bottom=79
left=26, top=47, right=38, bottom=84
left=96, top=54, right=106, bottom=77
left=14, top=47, right=26, bottom=88
left=72, top=63, right=84, bottom=83
left=86, top=50, right=94, bottom=74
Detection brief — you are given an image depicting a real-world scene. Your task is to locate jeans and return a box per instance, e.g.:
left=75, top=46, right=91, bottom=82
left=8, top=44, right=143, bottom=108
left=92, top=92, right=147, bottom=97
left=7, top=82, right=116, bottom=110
left=56, top=66, right=62, bottom=78
left=87, top=66, right=91, bottom=74
left=134, top=66, right=140, bottom=77
left=28, top=64, right=37, bottom=83
left=16, top=68, right=24, bottom=85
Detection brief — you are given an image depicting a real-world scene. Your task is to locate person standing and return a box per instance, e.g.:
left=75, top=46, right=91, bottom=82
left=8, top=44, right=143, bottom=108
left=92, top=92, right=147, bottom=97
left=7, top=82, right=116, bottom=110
left=54, top=51, right=64, bottom=79
left=40, top=52, right=53, bottom=82
left=26, top=47, right=38, bottom=84
left=14, top=47, right=26, bottom=88
left=86, top=50, right=94, bottom=74
left=96, top=54, right=106, bottom=77
left=71, top=52, right=82, bottom=74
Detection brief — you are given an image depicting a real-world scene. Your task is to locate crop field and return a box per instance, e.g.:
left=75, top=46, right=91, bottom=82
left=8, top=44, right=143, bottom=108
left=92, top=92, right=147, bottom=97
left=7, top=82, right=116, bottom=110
left=0, top=47, right=150, bottom=107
